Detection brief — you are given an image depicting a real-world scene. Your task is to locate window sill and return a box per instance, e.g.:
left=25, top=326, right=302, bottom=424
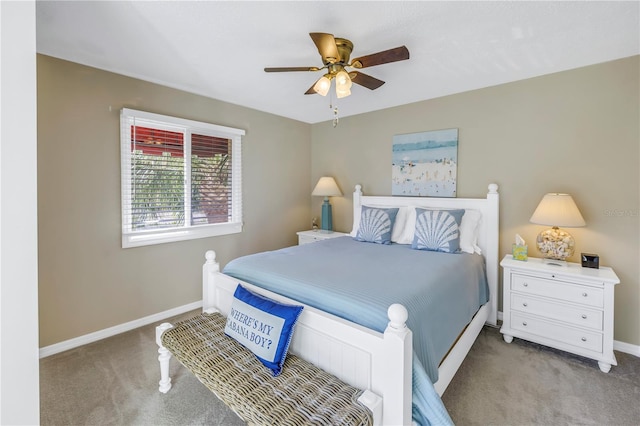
left=122, top=222, right=242, bottom=248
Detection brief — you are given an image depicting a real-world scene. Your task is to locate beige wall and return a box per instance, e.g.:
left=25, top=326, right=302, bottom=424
left=311, top=56, right=639, bottom=346
left=37, top=55, right=311, bottom=347
left=38, top=54, right=639, bottom=348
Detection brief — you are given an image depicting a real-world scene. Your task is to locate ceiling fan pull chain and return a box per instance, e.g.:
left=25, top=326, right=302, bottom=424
left=329, top=93, right=339, bottom=128
left=329, top=100, right=339, bottom=127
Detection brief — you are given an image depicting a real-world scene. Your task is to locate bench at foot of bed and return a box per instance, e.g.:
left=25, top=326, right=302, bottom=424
left=156, top=311, right=382, bottom=425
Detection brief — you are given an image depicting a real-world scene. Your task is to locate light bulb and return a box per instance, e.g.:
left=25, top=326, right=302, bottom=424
left=313, top=76, right=331, bottom=96
left=335, top=70, right=351, bottom=87
left=336, top=86, right=351, bottom=99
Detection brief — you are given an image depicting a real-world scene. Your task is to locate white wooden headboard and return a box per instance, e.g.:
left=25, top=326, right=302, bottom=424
left=352, top=183, right=500, bottom=326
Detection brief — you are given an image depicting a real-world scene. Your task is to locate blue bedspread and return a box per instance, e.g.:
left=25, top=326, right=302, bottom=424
left=223, top=236, right=489, bottom=425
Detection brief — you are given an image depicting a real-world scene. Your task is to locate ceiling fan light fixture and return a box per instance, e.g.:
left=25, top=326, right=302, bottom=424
left=265, top=33, right=410, bottom=98
left=335, top=69, right=352, bottom=98
left=313, top=75, right=332, bottom=96
left=336, top=86, right=351, bottom=99
left=335, top=69, right=351, bottom=88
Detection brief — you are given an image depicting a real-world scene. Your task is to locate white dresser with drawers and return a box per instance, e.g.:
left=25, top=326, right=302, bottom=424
left=296, top=230, right=349, bottom=245
left=500, top=255, right=620, bottom=372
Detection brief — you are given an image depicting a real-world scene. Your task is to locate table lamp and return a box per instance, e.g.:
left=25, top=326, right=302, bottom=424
left=312, top=177, right=342, bottom=231
left=529, top=193, right=586, bottom=265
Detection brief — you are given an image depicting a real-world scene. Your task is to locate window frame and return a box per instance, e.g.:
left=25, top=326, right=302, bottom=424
left=120, top=108, right=244, bottom=248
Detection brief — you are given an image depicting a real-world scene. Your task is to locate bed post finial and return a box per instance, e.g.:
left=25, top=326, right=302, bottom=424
left=387, top=303, right=408, bottom=330
left=205, top=250, right=217, bottom=264
left=485, top=183, right=499, bottom=326
left=353, top=185, right=363, bottom=234
left=383, top=303, right=412, bottom=424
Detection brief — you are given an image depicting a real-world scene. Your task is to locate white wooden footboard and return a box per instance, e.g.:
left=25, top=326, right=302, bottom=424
left=202, top=250, right=412, bottom=426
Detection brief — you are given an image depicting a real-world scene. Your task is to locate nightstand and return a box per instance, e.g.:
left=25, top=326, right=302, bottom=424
left=500, top=255, right=620, bottom=372
left=297, top=230, right=349, bottom=245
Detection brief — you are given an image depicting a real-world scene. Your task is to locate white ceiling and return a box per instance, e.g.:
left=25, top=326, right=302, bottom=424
left=36, top=1, right=639, bottom=124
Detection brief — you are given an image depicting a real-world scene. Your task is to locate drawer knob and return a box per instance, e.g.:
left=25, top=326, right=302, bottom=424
left=522, top=302, right=528, bottom=307
left=523, top=282, right=529, bottom=287
left=581, top=337, right=587, bottom=342
left=522, top=321, right=528, bottom=326
left=582, top=292, right=588, bottom=297
left=582, top=314, right=588, bottom=319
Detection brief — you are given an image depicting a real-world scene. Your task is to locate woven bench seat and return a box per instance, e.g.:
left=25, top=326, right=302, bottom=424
left=160, top=312, right=373, bottom=426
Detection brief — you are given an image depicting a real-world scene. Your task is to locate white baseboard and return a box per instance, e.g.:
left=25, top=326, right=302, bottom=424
left=496, top=310, right=639, bottom=358
left=614, top=340, right=640, bottom=357
left=39, top=301, right=202, bottom=358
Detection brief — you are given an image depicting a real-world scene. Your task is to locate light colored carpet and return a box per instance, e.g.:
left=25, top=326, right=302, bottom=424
left=40, top=310, right=245, bottom=426
left=442, top=326, right=640, bottom=425
left=40, top=310, right=640, bottom=425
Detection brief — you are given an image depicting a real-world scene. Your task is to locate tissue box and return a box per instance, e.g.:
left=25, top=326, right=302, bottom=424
left=512, top=244, right=528, bottom=261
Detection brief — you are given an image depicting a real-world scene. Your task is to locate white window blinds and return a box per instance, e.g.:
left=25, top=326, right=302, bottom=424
left=120, top=108, right=244, bottom=248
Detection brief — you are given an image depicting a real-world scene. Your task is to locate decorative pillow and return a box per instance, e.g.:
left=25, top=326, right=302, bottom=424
left=459, top=209, right=482, bottom=254
left=224, top=284, right=303, bottom=376
left=351, top=205, right=414, bottom=244
left=354, top=206, right=399, bottom=245
left=411, top=208, right=465, bottom=253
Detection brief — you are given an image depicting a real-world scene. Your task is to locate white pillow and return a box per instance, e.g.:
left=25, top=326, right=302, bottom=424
left=391, top=206, right=411, bottom=243
left=394, top=206, right=415, bottom=244
left=459, top=209, right=482, bottom=254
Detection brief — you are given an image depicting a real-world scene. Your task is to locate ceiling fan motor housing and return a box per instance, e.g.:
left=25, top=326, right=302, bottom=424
left=332, top=38, right=354, bottom=65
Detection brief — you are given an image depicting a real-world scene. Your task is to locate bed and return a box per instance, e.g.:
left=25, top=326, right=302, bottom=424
left=196, top=183, right=499, bottom=425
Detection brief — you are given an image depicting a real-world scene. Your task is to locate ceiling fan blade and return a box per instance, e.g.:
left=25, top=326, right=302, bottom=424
left=264, top=66, right=320, bottom=72
left=350, top=46, right=410, bottom=69
left=309, top=32, right=341, bottom=64
left=349, top=71, right=385, bottom=90
left=304, top=83, right=318, bottom=95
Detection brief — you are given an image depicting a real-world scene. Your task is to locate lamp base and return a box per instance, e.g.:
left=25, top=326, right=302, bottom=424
left=536, top=226, right=575, bottom=263
left=321, top=198, right=333, bottom=231
left=541, top=258, right=568, bottom=267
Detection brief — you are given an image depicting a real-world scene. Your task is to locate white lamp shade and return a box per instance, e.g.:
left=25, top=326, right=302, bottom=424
left=335, top=70, right=352, bottom=98
left=313, top=76, right=331, bottom=96
left=530, top=193, right=586, bottom=227
left=312, top=177, right=342, bottom=197
left=336, top=86, right=351, bottom=98
left=335, top=70, right=352, bottom=88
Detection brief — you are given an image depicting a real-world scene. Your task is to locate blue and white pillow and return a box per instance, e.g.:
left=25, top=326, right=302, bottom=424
left=411, top=208, right=465, bottom=253
left=224, top=284, right=303, bottom=376
left=354, top=206, right=399, bottom=245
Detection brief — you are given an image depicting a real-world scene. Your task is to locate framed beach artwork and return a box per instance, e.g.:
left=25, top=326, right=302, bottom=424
left=392, top=128, right=458, bottom=197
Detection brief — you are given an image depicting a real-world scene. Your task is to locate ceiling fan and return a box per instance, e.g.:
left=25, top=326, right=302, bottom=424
left=264, top=33, right=410, bottom=99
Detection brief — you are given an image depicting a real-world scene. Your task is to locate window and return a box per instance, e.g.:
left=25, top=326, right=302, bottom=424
left=120, top=108, right=244, bottom=248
